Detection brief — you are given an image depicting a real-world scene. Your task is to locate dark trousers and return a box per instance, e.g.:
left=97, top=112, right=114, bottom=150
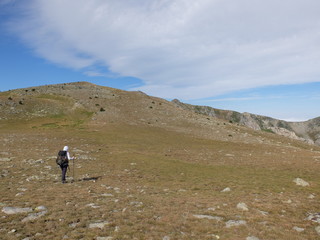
left=60, top=165, right=68, bottom=183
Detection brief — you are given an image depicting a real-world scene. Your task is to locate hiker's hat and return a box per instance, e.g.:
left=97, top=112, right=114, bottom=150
left=63, top=146, right=69, bottom=151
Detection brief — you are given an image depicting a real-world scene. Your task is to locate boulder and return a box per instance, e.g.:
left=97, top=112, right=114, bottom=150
left=2, top=207, right=33, bottom=214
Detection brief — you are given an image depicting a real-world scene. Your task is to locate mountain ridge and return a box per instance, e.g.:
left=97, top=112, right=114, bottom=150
left=172, top=99, right=320, bottom=145
left=1, top=81, right=319, bottom=146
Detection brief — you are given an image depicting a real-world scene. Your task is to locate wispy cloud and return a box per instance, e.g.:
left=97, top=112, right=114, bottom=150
left=6, top=0, right=320, bottom=100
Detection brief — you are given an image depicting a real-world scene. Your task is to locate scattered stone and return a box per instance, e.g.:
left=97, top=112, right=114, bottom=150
left=308, top=194, right=316, bottom=199
left=69, top=222, right=80, bottom=228
left=237, top=202, right=249, bottom=211
left=26, top=175, right=41, bottom=182
left=130, top=201, right=143, bottom=207
left=2, top=207, right=33, bottom=214
left=96, top=237, right=113, bottom=240
left=163, top=236, right=170, bottom=240
left=293, top=178, right=309, bottom=187
left=22, top=210, right=47, bottom=222
left=246, top=237, right=260, bottom=240
left=210, top=234, right=220, bottom=239
left=221, top=187, right=231, bottom=192
left=258, top=210, right=269, bottom=216
left=86, top=203, right=100, bottom=209
left=193, top=214, right=223, bottom=221
left=35, top=206, right=47, bottom=211
left=89, top=221, right=109, bottom=229
left=225, top=154, right=234, bottom=157
left=0, top=158, right=11, bottom=162
left=306, top=213, right=320, bottom=223
left=225, top=220, right=247, bottom=228
left=101, top=193, right=114, bottom=197
left=293, top=226, right=305, bottom=232
left=315, top=226, right=320, bottom=235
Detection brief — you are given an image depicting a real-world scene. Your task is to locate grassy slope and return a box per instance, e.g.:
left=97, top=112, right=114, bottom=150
left=1, top=119, right=320, bottom=240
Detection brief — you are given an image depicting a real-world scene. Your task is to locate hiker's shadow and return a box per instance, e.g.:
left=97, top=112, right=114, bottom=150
left=78, top=176, right=102, bottom=182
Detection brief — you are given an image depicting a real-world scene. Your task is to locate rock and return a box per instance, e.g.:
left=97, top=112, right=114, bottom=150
left=283, top=199, right=292, bottom=204
left=130, top=201, right=143, bottom=207
left=306, top=213, right=320, bottom=223
left=225, top=220, right=247, bottom=228
left=225, top=154, right=234, bottom=157
left=315, top=226, right=320, bottom=235
left=258, top=210, right=269, bottom=216
left=246, top=237, right=260, bottom=240
left=35, top=206, right=47, bottom=211
left=308, top=194, right=316, bottom=199
left=293, top=178, right=309, bottom=187
left=221, top=187, right=231, bottom=192
left=22, top=210, right=47, bottom=222
left=193, top=214, right=223, bottom=221
left=26, top=175, right=41, bottom=182
left=101, top=193, right=114, bottom=197
left=89, top=221, right=109, bottom=229
left=2, top=207, right=33, bottom=214
left=96, top=237, right=113, bottom=240
left=293, top=226, right=305, bottom=232
left=0, top=158, right=11, bottom=162
left=210, top=235, right=220, bottom=239
left=237, top=202, right=249, bottom=211
left=69, top=222, right=80, bottom=228
left=163, top=236, right=170, bottom=240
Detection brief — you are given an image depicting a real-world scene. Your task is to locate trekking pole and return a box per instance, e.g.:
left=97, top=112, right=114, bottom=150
left=72, top=155, right=75, bottom=182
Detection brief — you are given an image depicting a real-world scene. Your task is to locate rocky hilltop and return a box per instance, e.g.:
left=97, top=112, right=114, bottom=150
left=172, top=99, right=320, bottom=145
left=1, top=81, right=319, bottom=146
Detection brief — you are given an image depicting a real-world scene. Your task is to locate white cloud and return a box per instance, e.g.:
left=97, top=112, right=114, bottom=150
left=7, top=0, right=320, bottom=99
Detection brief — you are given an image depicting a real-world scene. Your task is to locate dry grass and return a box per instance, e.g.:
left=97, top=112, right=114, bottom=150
left=1, top=119, right=320, bottom=240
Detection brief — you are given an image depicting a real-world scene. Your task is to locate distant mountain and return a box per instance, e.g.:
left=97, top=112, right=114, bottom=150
left=172, top=99, right=320, bottom=146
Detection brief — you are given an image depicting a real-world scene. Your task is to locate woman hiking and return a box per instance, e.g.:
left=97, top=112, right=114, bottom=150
left=56, top=146, right=75, bottom=183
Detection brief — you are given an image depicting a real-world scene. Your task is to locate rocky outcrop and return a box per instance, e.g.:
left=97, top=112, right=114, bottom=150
left=172, top=99, right=320, bottom=145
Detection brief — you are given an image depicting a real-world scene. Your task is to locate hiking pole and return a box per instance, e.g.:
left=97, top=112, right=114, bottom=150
left=72, top=155, right=75, bottom=182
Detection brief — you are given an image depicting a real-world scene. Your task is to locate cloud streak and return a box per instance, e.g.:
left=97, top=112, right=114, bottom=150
left=7, top=0, right=320, bottom=99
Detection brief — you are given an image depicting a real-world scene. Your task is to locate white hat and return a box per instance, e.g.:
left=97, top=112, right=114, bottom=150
left=63, top=146, right=69, bottom=151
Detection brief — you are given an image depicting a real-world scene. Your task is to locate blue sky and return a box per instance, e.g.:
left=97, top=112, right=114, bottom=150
left=1, top=0, right=320, bottom=121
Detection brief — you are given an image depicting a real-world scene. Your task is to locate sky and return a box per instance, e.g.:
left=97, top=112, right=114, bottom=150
left=1, top=0, right=320, bottom=121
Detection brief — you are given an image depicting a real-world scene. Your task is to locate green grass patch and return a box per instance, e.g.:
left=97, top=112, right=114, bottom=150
left=36, top=94, right=69, bottom=101
left=262, top=128, right=274, bottom=133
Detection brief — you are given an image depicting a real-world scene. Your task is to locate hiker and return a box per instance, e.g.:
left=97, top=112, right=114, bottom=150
left=56, top=146, right=75, bottom=183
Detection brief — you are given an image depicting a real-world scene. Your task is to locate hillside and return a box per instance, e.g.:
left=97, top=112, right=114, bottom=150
left=172, top=99, right=320, bottom=145
left=1, top=82, right=320, bottom=240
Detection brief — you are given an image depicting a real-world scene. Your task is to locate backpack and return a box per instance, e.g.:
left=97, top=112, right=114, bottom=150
left=56, top=150, right=68, bottom=166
